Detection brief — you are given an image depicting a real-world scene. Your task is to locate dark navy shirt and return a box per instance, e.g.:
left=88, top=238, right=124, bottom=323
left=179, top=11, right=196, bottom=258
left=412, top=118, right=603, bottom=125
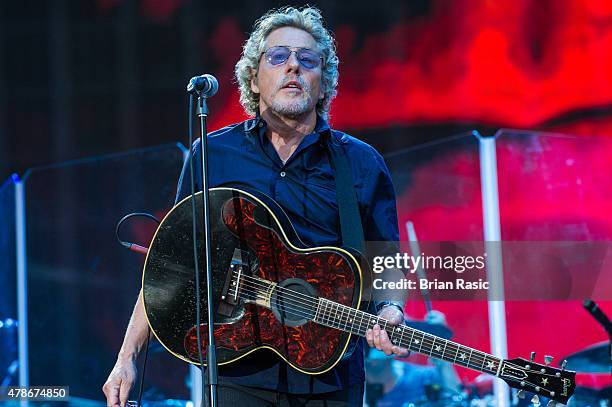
left=175, top=115, right=399, bottom=393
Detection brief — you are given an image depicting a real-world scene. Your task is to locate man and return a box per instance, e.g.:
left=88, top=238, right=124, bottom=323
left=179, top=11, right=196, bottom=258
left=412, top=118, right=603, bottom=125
left=103, top=6, right=407, bottom=407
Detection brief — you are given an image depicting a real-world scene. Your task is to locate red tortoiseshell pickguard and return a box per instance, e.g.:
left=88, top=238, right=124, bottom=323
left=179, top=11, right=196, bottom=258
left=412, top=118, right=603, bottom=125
left=184, top=196, right=358, bottom=371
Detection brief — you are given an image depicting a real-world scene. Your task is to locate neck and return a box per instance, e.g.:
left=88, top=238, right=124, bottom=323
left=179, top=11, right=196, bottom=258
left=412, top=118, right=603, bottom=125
left=260, top=109, right=317, bottom=163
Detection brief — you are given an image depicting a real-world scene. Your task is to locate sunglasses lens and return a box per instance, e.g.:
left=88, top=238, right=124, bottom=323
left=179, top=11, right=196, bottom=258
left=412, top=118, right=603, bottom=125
left=297, top=50, right=321, bottom=69
left=266, top=47, right=291, bottom=66
left=265, top=47, right=321, bottom=69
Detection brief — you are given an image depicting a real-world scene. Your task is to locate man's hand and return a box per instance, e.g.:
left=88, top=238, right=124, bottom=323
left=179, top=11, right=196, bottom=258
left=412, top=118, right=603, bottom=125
left=365, top=305, right=410, bottom=356
left=102, top=357, right=137, bottom=407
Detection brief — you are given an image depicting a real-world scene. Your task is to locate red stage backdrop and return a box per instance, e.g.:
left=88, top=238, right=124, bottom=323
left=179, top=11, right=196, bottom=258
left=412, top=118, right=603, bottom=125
left=94, top=0, right=612, bottom=382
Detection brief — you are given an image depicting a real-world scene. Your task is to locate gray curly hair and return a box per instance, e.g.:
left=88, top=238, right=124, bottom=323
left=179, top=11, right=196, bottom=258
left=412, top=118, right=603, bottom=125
left=234, top=6, right=339, bottom=119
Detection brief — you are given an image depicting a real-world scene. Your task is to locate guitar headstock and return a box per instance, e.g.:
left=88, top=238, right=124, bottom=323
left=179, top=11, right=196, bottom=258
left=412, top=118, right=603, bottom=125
left=500, top=354, right=576, bottom=405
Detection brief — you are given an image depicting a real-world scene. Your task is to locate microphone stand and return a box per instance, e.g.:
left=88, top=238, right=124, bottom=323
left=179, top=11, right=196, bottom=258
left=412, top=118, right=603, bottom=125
left=197, top=94, right=218, bottom=407
left=186, top=84, right=218, bottom=407
left=583, top=299, right=612, bottom=379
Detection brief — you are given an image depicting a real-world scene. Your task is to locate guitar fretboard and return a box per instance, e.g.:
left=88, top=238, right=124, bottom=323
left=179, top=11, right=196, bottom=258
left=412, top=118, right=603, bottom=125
left=238, top=275, right=502, bottom=377
left=313, top=298, right=501, bottom=375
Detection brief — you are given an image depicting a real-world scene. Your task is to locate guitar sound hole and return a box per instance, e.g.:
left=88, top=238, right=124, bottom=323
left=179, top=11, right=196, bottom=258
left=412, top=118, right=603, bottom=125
left=270, top=278, right=317, bottom=327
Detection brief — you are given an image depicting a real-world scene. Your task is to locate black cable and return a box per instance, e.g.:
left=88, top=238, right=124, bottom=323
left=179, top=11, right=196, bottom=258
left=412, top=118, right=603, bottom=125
left=115, top=213, right=158, bottom=406
left=187, top=93, right=207, bottom=406
left=115, top=212, right=160, bottom=249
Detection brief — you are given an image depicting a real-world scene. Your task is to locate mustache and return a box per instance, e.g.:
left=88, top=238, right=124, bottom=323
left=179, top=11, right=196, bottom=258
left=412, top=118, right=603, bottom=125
left=278, top=76, right=308, bottom=91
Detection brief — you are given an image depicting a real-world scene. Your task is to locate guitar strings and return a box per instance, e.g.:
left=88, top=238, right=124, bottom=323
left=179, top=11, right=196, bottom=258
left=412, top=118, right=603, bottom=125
left=212, top=279, right=552, bottom=395
left=231, top=272, right=498, bottom=372
left=234, top=283, right=559, bottom=398
left=231, top=269, right=562, bottom=388
left=225, top=275, right=555, bottom=396
left=234, top=279, right=532, bottom=377
left=232, top=272, right=499, bottom=369
left=230, top=272, right=500, bottom=368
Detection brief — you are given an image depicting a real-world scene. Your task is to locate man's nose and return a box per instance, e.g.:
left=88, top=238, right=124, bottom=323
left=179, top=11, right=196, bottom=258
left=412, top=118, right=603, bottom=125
left=284, top=51, right=301, bottom=73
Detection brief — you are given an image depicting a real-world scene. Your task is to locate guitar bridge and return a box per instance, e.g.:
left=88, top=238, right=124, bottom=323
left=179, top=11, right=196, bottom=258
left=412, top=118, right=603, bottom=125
left=218, top=248, right=249, bottom=317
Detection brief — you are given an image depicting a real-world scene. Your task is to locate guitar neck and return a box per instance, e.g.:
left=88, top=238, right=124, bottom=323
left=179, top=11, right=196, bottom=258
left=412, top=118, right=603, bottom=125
left=236, top=265, right=575, bottom=404
left=313, top=298, right=503, bottom=376
left=242, top=274, right=503, bottom=376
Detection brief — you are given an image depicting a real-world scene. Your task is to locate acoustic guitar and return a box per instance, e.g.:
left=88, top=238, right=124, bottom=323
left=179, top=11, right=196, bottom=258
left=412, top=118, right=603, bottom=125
left=142, top=187, right=576, bottom=405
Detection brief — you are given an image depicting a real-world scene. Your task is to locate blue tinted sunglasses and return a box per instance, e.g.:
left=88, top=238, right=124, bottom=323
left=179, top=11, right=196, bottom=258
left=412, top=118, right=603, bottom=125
left=262, top=46, right=323, bottom=69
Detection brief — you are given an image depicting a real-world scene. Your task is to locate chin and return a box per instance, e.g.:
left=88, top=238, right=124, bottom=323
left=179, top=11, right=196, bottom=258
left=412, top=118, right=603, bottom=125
left=271, top=101, right=313, bottom=118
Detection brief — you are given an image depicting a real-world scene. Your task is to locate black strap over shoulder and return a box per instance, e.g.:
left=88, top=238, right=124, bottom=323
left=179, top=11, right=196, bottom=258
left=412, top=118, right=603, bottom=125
left=323, top=131, right=368, bottom=361
left=324, top=131, right=365, bottom=254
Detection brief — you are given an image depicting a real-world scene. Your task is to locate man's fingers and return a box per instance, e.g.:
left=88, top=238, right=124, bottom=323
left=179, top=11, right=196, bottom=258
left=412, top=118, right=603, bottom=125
left=103, top=382, right=120, bottom=407
left=378, top=329, right=394, bottom=355
left=366, top=328, right=374, bottom=347
left=373, top=324, right=383, bottom=350
left=112, top=386, right=121, bottom=407
left=367, top=324, right=408, bottom=357
left=366, top=324, right=383, bottom=350
left=103, top=361, right=136, bottom=407
left=378, top=328, right=389, bottom=347
left=375, top=325, right=402, bottom=356
left=366, top=324, right=410, bottom=358
left=119, top=378, right=132, bottom=407
left=371, top=324, right=386, bottom=353
left=369, top=324, right=393, bottom=354
left=391, top=346, right=410, bottom=357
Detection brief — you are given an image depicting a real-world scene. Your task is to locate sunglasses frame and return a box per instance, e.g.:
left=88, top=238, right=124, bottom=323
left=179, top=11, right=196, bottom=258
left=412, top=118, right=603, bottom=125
left=261, top=46, right=324, bottom=70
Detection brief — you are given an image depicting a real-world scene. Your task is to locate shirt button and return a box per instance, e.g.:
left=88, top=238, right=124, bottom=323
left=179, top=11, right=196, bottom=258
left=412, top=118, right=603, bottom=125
left=280, top=171, right=286, bottom=177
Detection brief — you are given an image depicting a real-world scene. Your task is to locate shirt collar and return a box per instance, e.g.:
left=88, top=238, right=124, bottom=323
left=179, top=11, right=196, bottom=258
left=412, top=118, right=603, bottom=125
left=244, top=114, right=331, bottom=141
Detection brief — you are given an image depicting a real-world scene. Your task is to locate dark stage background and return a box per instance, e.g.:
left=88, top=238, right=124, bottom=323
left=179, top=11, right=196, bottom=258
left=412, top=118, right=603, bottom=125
left=1, top=0, right=612, bottom=402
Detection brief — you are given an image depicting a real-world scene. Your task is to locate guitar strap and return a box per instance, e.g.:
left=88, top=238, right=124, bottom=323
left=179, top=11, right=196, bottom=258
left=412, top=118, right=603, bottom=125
left=324, top=131, right=365, bottom=253
left=324, top=131, right=366, bottom=362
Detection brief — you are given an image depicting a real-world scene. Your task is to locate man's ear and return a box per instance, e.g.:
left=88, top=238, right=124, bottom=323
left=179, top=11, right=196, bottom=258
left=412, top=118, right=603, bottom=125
left=250, top=69, right=260, bottom=94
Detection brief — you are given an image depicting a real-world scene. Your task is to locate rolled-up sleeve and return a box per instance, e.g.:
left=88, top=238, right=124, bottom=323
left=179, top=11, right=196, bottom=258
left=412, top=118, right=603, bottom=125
left=361, top=149, right=400, bottom=243
left=359, top=149, right=405, bottom=308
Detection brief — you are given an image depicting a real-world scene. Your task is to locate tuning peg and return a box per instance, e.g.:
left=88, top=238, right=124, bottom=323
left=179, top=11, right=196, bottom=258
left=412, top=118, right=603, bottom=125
left=531, top=394, right=540, bottom=406
left=525, top=351, right=536, bottom=369
left=544, top=355, right=554, bottom=366
left=517, top=390, right=525, bottom=399
left=556, top=359, right=568, bottom=377
left=547, top=401, right=556, bottom=407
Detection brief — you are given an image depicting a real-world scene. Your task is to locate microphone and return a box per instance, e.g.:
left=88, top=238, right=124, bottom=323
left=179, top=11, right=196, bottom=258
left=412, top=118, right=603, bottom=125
left=187, top=74, right=219, bottom=97
left=583, top=299, right=612, bottom=334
